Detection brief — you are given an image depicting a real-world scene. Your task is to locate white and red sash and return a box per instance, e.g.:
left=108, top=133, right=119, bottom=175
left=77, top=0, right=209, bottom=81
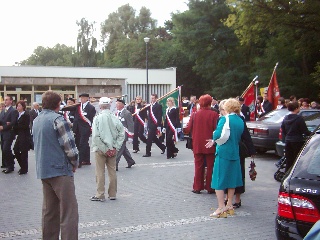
left=150, top=103, right=158, bottom=125
left=78, top=105, right=92, bottom=127
left=135, top=106, right=145, bottom=126
left=166, top=107, right=178, bottom=143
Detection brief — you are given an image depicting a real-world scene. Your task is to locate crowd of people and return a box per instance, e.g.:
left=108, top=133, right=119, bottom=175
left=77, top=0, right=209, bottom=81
left=1, top=89, right=317, bottom=237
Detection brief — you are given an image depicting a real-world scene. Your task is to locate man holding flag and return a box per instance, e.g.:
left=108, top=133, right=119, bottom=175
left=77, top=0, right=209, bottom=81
left=143, top=94, right=166, bottom=157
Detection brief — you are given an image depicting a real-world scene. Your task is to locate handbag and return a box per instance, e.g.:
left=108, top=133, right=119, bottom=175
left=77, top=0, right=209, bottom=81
left=249, top=158, right=257, bottom=181
left=215, top=114, right=230, bottom=145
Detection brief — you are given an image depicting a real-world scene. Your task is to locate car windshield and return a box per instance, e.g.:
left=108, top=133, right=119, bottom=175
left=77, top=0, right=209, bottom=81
left=292, top=131, right=320, bottom=177
left=258, top=109, right=289, bottom=123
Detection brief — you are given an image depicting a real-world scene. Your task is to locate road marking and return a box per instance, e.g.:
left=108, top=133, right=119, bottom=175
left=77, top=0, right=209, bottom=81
left=0, top=212, right=251, bottom=239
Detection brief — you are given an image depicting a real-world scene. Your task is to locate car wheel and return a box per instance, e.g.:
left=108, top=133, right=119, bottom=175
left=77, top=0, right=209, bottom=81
left=274, top=171, right=285, bottom=182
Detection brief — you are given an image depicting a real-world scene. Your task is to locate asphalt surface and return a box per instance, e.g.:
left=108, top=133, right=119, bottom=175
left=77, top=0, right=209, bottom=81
left=0, top=141, right=281, bottom=240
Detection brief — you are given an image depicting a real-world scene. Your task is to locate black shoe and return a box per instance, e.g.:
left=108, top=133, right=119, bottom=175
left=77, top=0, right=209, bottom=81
left=192, top=190, right=201, bottom=194
left=19, top=171, right=28, bottom=175
left=133, top=150, right=139, bottom=153
left=142, top=154, right=151, bottom=157
left=1, top=165, right=6, bottom=168
left=233, top=200, right=241, bottom=208
left=3, top=169, right=14, bottom=174
left=116, top=167, right=118, bottom=171
left=126, top=162, right=135, bottom=168
left=161, top=147, right=166, bottom=154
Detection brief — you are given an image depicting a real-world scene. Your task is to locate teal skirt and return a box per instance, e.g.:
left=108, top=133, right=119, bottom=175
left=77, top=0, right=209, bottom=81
left=211, top=154, right=243, bottom=190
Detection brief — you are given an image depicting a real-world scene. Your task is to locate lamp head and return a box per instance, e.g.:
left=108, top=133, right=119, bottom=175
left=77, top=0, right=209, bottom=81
left=144, top=37, right=150, bottom=43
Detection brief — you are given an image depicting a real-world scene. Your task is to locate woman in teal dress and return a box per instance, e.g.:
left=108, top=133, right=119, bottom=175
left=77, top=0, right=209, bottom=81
left=205, top=98, right=244, bottom=218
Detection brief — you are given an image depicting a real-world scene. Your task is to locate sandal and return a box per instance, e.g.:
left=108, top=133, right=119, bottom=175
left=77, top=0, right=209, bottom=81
left=210, top=208, right=227, bottom=218
left=226, top=205, right=235, bottom=216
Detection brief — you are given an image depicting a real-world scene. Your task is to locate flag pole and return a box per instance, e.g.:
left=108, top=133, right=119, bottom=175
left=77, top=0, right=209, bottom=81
left=268, top=62, right=279, bottom=86
left=132, top=85, right=182, bottom=116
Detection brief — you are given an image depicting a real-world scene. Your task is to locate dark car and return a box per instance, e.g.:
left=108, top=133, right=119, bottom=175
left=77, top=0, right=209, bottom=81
left=275, top=127, right=320, bottom=239
left=275, top=112, right=320, bottom=156
left=246, top=109, right=320, bottom=153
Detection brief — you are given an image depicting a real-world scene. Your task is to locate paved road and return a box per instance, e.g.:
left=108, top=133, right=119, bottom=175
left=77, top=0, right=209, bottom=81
left=0, top=141, right=280, bottom=240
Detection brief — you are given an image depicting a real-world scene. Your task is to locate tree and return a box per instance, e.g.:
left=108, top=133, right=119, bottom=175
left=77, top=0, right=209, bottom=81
left=171, top=0, right=249, bottom=98
left=21, top=44, right=75, bottom=66
left=227, top=0, right=320, bottom=99
left=76, top=18, right=98, bottom=67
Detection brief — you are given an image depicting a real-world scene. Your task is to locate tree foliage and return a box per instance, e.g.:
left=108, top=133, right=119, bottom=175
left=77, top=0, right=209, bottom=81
left=21, top=44, right=75, bottom=66
left=76, top=18, right=98, bottom=67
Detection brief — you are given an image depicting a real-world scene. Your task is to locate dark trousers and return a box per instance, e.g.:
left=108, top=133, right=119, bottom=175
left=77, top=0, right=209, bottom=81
left=133, top=121, right=146, bottom=151
left=193, top=153, right=215, bottom=191
left=146, top=125, right=165, bottom=155
left=13, top=144, right=28, bottom=173
left=75, top=128, right=91, bottom=164
left=285, top=141, right=304, bottom=172
left=166, top=130, right=178, bottom=158
left=116, top=141, right=135, bottom=168
left=1, top=137, right=15, bottom=170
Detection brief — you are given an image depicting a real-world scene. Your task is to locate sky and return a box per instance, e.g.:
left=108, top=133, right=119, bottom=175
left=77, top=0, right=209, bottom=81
left=0, top=0, right=189, bottom=66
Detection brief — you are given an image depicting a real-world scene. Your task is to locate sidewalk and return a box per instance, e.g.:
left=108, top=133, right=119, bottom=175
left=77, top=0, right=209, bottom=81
left=0, top=142, right=279, bottom=239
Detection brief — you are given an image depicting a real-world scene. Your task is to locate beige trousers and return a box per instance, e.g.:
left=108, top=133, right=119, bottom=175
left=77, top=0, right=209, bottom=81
left=95, top=150, right=117, bottom=199
left=42, top=176, right=78, bottom=240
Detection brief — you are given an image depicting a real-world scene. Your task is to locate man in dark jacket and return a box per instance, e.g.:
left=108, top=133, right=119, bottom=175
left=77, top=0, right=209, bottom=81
left=239, top=97, right=250, bottom=122
left=281, top=102, right=310, bottom=172
left=63, top=93, right=96, bottom=167
left=0, top=95, right=18, bottom=173
left=143, top=94, right=166, bottom=157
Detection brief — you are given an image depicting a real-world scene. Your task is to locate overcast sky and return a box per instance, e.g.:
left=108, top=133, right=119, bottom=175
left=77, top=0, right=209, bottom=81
left=0, top=0, right=189, bottom=66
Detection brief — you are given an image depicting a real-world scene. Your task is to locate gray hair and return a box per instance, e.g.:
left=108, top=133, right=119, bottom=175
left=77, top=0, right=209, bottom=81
left=99, top=103, right=111, bottom=110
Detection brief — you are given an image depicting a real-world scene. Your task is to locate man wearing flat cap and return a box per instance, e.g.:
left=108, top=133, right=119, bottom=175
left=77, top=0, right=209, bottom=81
left=115, top=98, right=135, bottom=171
left=63, top=93, right=96, bottom=167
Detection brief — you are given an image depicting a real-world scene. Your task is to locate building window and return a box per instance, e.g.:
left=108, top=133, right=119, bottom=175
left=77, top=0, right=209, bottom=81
left=34, top=85, right=49, bottom=91
left=51, top=85, right=75, bottom=91
left=6, top=85, right=32, bottom=91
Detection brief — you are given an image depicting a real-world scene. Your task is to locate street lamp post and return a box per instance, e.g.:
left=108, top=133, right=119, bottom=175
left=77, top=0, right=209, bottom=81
left=144, top=37, right=150, bottom=103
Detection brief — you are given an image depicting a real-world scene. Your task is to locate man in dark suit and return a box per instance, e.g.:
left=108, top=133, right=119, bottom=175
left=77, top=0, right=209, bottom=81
left=261, top=93, right=273, bottom=117
left=143, top=94, right=166, bottom=157
left=0, top=95, right=18, bottom=173
left=115, top=99, right=135, bottom=171
left=239, top=97, right=251, bottom=122
left=29, top=102, right=41, bottom=132
left=211, top=97, right=220, bottom=114
left=63, top=93, right=96, bottom=167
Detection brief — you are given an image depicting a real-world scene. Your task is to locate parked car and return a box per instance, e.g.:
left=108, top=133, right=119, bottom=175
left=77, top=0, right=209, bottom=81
left=246, top=109, right=320, bottom=153
left=275, top=112, right=320, bottom=156
left=275, top=127, right=320, bottom=239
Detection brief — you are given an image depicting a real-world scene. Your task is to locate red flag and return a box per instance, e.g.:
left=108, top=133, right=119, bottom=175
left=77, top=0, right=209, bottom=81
left=267, top=70, right=280, bottom=110
left=241, top=81, right=255, bottom=121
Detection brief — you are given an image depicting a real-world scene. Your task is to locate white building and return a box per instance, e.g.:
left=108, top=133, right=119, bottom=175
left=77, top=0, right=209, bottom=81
left=0, top=66, right=176, bottom=108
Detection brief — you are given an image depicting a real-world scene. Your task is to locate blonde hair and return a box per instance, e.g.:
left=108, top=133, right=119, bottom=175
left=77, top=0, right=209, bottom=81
left=224, top=98, right=241, bottom=114
left=219, top=99, right=227, bottom=111
left=166, top=97, right=176, bottom=107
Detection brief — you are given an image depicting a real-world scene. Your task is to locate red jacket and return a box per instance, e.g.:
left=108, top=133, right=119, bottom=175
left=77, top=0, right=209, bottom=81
left=186, top=108, right=219, bottom=154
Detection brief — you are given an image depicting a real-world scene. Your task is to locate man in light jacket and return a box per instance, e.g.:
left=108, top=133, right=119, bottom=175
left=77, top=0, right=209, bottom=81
left=90, top=97, right=125, bottom=202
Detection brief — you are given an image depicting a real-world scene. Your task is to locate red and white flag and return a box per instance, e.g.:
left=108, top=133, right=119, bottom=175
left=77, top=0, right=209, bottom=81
left=241, top=81, right=255, bottom=121
left=267, top=64, right=281, bottom=110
